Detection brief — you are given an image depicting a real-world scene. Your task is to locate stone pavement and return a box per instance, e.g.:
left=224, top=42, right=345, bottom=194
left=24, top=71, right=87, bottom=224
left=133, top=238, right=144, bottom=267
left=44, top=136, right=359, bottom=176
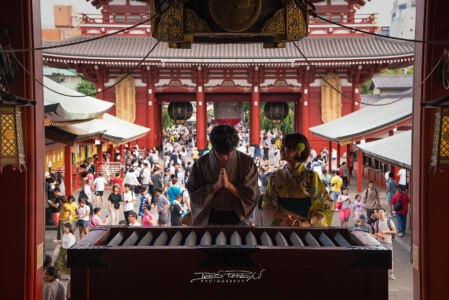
left=45, top=175, right=413, bottom=299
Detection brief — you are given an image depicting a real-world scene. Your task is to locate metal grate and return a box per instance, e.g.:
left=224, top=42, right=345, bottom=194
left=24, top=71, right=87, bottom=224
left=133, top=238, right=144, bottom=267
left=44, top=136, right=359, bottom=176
left=103, top=229, right=353, bottom=247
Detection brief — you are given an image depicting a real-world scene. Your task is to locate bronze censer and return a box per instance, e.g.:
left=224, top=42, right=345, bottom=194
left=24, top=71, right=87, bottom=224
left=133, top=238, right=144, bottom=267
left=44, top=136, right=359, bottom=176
left=149, top=0, right=310, bottom=48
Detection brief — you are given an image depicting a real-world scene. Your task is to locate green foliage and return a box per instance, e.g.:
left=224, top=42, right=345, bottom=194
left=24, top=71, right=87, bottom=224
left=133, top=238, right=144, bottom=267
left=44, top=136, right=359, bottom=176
left=76, top=78, right=96, bottom=96
left=242, top=102, right=294, bottom=134
left=162, top=108, right=174, bottom=129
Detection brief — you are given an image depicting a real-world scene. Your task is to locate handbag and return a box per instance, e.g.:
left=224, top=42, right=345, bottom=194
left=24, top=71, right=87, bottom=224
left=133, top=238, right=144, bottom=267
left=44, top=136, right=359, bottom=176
left=335, top=201, right=342, bottom=210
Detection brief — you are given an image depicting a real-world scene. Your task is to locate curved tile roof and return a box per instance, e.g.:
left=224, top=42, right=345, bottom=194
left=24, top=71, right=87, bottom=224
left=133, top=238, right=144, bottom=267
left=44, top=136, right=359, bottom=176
left=309, top=95, right=412, bottom=142
left=44, top=77, right=113, bottom=121
left=42, top=35, right=414, bottom=63
left=357, top=130, right=411, bottom=169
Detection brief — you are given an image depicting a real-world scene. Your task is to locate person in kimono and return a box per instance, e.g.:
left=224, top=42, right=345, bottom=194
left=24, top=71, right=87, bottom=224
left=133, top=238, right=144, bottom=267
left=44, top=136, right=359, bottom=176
left=186, top=124, right=259, bottom=226
left=262, top=133, right=334, bottom=227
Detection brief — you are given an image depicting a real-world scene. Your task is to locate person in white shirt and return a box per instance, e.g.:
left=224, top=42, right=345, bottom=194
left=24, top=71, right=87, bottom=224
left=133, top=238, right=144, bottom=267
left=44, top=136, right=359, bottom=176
left=123, top=168, right=140, bottom=192
left=176, top=166, right=185, bottom=188
left=128, top=211, right=141, bottom=226
left=93, top=173, right=108, bottom=204
left=122, top=184, right=136, bottom=223
left=54, top=223, right=76, bottom=275
left=374, top=208, right=397, bottom=280
left=397, top=168, right=407, bottom=190
left=141, top=162, right=152, bottom=190
left=75, top=199, right=90, bottom=239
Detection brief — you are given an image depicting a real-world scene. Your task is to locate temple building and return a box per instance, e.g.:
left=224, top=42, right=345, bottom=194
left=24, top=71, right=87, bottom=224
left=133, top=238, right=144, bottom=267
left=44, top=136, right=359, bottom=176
left=42, top=0, right=414, bottom=153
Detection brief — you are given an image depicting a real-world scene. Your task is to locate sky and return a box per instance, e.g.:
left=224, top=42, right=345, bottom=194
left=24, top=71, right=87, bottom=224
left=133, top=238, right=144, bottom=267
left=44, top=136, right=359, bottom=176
left=40, top=0, right=395, bottom=29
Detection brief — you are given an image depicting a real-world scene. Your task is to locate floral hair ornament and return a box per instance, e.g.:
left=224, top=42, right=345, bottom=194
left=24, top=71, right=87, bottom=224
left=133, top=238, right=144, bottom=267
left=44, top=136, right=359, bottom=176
left=296, top=143, right=306, bottom=154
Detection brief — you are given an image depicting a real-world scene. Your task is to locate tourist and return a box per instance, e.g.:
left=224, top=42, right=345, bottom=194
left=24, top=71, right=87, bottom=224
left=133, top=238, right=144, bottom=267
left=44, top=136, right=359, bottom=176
left=122, top=184, right=136, bottom=223
left=166, top=178, right=181, bottom=204
left=54, top=223, right=76, bottom=275
left=386, top=172, right=397, bottom=217
left=75, top=199, right=90, bottom=239
left=340, top=161, right=349, bottom=187
left=138, top=185, right=151, bottom=220
left=352, top=194, right=365, bottom=223
left=43, top=266, right=65, bottom=300
left=93, top=173, right=108, bottom=205
left=355, top=214, right=371, bottom=233
left=367, top=209, right=378, bottom=234
left=397, top=168, right=407, bottom=191
left=66, top=195, right=78, bottom=229
left=56, top=196, right=69, bottom=240
left=89, top=207, right=109, bottom=229
left=155, top=188, right=170, bottom=226
left=47, top=187, right=61, bottom=226
left=151, top=167, right=164, bottom=201
left=141, top=162, right=151, bottom=192
left=320, top=169, right=332, bottom=192
left=374, top=208, right=397, bottom=280
left=391, top=186, right=410, bottom=237
left=363, top=181, right=380, bottom=219
left=330, top=170, right=343, bottom=205
left=170, top=194, right=183, bottom=226
left=186, top=124, right=259, bottom=226
left=81, top=178, right=94, bottom=216
left=128, top=211, right=140, bottom=226
left=337, top=187, right=351, bottom=226
left=142, top=204, right=154, bottom=226
left=108, top=184, right=122, bottom=226
left=262, top=133, right=333, bottom=227
left=123, top=167, right=140, bottom=192
left=110, top=172, right=123, bottom=194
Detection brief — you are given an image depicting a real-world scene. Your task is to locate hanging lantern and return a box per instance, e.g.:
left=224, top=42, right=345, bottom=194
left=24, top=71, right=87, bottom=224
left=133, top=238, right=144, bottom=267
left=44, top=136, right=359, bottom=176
left=0, top=105, right=25, bottom=173
left=168, top=102, right=193, bottom=124
left=214, top=102, right=243, bottom=126
left=264, top=102, right=289, bottom=124
left=148, top=0, right=310, bottom=48
left=422, top=94, right=449, bottom=170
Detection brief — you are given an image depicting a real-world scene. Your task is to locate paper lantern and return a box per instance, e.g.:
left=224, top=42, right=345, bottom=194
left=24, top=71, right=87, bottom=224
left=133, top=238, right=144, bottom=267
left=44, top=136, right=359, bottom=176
left=0, top=106, right=25, bottom=173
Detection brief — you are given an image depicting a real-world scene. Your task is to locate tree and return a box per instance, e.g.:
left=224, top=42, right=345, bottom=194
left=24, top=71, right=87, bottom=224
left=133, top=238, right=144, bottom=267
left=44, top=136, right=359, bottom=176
left=162, top=108, right=174, bottom=129
left=242, top=102, right=294, bottom=134
left=76, top=78, right=96, bottom=96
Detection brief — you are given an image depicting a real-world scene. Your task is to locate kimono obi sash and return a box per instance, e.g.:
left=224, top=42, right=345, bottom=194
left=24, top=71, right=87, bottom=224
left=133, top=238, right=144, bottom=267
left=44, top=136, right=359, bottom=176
left=277, top=197, right=311, bottom=218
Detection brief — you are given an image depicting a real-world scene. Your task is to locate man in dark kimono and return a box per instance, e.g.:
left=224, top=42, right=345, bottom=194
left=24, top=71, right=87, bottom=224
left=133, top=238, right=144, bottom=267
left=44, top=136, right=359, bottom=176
left=186, top=124, right=259, bottom=226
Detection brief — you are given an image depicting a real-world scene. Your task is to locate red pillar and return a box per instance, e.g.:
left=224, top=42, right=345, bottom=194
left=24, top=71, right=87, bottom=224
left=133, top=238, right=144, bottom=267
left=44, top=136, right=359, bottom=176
left=294, top=99, right=301, bottom=133
left=412, top=3, right=449, bottom=298
left=336, top=144, right=341, bottom=167
left=64, top=145, right=73, bottom=196
left=357, top=150, right=363, bottom=193
left=154, top=100, right=162, bottom=148
left=0, top=2, right=44, bottom=299
left=119, top=144, right=125, bottom=177
left=346, top=144, right=351, bottom=185
left=301, top=68, right=310, bottom=139
left=196, top=69, right=207, bottom=150
left=97, top=143, right=103, bottom=164
left=146, top=69, right=156, bottom=149
left=109, top=144, right=114, bottom=162
left=328, top=141, right=332, bottom=172
left=250, top=85, right=261, bottom=146
left=352, top=71, right=361, bottom=112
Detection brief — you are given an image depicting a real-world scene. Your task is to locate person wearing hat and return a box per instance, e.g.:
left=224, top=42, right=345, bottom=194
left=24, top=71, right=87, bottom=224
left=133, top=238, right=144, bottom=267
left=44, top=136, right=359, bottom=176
left=355, top=214, right=372, bottom=234
left=391, top=186, right=409, bottom=237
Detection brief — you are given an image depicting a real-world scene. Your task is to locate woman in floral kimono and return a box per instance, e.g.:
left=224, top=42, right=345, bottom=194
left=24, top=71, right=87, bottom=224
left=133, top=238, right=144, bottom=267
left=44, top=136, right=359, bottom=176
left=262, top=133, right=334, bottom=227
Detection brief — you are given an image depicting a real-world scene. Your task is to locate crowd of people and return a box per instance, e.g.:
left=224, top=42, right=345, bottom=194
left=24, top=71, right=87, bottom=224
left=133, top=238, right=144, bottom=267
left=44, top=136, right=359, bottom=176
left=44, top=122, right=410, bottom=298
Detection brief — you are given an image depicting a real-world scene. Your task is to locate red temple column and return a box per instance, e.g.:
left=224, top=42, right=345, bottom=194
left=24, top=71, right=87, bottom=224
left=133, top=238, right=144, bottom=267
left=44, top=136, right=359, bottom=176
left=97, top=143, right=103, bottom=164
left=250, top=85, right=260, bottom=146
left=95, top=66, right=105, bottom=100
left=109, top=144, right=114, bottom=162
left=352, top=70, right=361, bottom=112
left=64, top=145, right=73, bottom=196
left=196, top=68, right=207, bottom=151
left=146, top=69, right=156, bottom=149
left=294, top=99, right=301, bottom=133
left=357, top=150, right=363, bottom=193
left=336, top=144, right=341, bottom=167
left=301, top=68, right=310, bottom=139
left=328, top=141, right=332, bottom=172
left=119, top=144, right=124, bottom=177
left=346, top=144, right=351, bottom=185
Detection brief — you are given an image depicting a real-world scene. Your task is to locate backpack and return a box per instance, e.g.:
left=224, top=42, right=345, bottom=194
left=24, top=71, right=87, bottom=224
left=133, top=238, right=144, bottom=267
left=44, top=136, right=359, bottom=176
left=365, top=188, right=378, bottom=199
left=375, top=219, right=395, bottom=240
left=393, top=193, right=404, bottom=212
